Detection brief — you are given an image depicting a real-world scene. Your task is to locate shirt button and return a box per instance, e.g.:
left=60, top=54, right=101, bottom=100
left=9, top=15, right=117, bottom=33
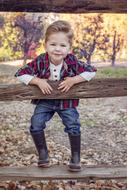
left=54, top=69, right=56, bottom=72
left=55, top=75, right=57, bottom=78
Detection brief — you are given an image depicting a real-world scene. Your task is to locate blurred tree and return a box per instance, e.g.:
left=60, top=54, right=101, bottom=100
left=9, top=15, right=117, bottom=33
left=0, top=13, right=23, bottom=61
left=111, top=31, right=124, bottom=66
left=73, top=14, right=110, bottom=64
left=0, top=13, right=126, bottom=63
left=60, top=13, right=127, bottom=64
left=0, top=15, right=5, bottom=47
left=14, top=13, right=45, bottom=64
left=0, top=15, right=4, bottom=28
left=105, top=30, right=124, bottom=66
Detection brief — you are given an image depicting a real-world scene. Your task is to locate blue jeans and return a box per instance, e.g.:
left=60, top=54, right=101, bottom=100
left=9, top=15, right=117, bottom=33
left=30, top=100, right=81, bottom=135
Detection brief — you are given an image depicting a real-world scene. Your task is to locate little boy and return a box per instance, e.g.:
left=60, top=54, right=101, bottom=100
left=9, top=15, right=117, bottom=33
left=15, top=20, right=96, bottom=172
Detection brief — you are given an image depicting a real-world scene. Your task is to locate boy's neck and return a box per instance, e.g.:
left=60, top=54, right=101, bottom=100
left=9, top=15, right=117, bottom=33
left=50, top=59, right=64, bottom=66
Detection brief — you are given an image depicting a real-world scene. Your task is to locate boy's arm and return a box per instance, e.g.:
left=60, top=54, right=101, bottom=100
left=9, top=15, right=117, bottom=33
left=17, top=74, right=34, bottom=85
left=17, top=74, right=53, bottom=95
left=15, top=54, right=44, bottom=78
left=59, top=55, right=97, bottom=92
left=58, top=72, right=96, bottom=92
left=29, top=77, right=53, bottom=95
left=76, top=71, right=96, bottom=83
left=58, top=58, right=96, bottom=92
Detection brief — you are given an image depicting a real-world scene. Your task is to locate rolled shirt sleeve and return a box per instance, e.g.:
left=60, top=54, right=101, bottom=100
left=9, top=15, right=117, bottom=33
left=17, top=74, right=34, bottom=85
left=79, top=71, right=96, bottom=81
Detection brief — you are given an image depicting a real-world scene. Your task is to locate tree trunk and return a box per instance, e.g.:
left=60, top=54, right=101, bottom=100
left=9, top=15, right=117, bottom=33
left=111, top=31, right=116, bottom=67
left=87, top=55, right=91, bottom=65
left=23, top=54, right=27, bottom=65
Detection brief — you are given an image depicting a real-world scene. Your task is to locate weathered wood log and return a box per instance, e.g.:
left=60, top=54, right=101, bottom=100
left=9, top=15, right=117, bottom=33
left=0, top=165, right=127, bottom=181
left=0, top=0, right=127, bottom=13
left=0, top=78, right=127, bottom=101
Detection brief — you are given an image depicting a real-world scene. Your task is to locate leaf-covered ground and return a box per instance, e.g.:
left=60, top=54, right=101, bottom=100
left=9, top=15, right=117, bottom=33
left=0, top=63, right=127, bottom=189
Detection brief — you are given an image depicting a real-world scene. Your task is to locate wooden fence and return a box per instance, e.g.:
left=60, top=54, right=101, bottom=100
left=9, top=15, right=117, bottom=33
left=0, top=0, right=127, bottom=13
left=0, top=0, right=127, bottom=182
left=0, top=165, right=127, bottom=181
left=0, top=78, right=127, bottom=101
left=0, top=78, right=127, bottom=180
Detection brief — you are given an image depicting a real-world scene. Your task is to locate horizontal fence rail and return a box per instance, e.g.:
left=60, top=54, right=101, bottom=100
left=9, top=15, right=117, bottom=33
left=0, top=78, right=127, bottom=101
left=0, top=78, right=127, bottom=181
left=0, top=165, right=127, bottom=181
left=0, top=0, right=127, bottom=13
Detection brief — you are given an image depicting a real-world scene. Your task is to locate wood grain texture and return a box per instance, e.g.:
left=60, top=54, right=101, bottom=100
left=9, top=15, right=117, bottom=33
left=0, top=78, right=127, bottom=101
left=0, top=165, right=127, bottom=181
left=0, top=0, right=127, bottom=13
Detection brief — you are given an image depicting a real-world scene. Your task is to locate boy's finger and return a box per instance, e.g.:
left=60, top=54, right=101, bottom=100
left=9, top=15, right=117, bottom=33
left=58, top=81, right=65, bottom=86
left=47, top=88, right=52, bottom=94
left=61, top=86, right=68, bottom=92
left=48, top=84, right=53, bottom=91
left=46, top=89, right=51, bottom=94
left=41, top=89, right=46, bottom=94
left=58, top=85, right=65, bottom=90
left=65, top=87, right=70, bottom=92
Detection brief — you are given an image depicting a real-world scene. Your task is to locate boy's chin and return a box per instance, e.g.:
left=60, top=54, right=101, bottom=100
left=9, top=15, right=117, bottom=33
left=52, top=57, right=63, bottom=62
left=51, top=58, right=63, bottom=65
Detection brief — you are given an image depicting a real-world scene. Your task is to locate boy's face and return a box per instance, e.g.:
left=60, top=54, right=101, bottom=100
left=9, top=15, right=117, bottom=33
left=45, top=32, right=71, bottom=65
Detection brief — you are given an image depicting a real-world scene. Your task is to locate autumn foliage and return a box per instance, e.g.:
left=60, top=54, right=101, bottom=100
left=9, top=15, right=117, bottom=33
left=0, top=13, right=127, bottom=66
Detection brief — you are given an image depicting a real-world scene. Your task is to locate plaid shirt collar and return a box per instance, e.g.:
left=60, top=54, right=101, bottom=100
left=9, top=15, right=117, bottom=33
left=43, top=52, right=76, bottom=80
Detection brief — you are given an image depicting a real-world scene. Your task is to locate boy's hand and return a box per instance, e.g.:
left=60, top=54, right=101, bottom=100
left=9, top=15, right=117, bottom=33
left=58, top=77, right=75, bottom=92
left=30, top=77, right=53, bottom=94
left=37, top=79, right=53, bottom=94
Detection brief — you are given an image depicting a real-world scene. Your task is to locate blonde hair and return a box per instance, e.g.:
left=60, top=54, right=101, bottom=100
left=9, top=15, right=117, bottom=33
left=45, top=20, right=74, bottom=46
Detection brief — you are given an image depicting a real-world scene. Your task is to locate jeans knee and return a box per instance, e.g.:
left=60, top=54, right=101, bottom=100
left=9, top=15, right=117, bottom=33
left=31, top=116, right=46, bottom=132
left=64, top=125, right=80, bottom=135
left=30, top=124, right=46, bottom=133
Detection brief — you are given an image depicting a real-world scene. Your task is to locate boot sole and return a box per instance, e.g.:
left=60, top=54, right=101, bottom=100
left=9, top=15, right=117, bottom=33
left=68, top=163, right=82, bottom=172
left=38, top=160, right=51, bottom=168
left=38, top=163, right=51, bottom=168
left=68, top=167, right=82, bottom=172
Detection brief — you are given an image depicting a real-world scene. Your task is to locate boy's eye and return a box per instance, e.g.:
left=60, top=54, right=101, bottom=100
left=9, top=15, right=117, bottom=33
left=50, top=43, right=56, bottom=46
left=61, top=44, right=66, bottom=47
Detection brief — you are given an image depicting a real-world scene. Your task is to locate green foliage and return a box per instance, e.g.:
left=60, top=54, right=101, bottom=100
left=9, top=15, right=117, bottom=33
left=0, top=47, right=23, bottom=61
left=96, top=67, right=127, bottom=78
left=0, top=13, right=24, bottom=61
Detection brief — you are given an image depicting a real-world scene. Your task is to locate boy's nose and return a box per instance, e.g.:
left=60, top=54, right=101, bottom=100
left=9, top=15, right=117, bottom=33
left=55, top=46, right=60, bottom=51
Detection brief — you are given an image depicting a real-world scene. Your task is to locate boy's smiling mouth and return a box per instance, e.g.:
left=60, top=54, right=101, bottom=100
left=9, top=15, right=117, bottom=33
left=53, top=53, right=63, bottom=56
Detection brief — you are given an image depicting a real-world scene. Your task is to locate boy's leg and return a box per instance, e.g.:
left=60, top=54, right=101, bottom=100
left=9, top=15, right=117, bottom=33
left=30, top=104, right=55, bottom=167
left=57, top=108, right=81, bottom=171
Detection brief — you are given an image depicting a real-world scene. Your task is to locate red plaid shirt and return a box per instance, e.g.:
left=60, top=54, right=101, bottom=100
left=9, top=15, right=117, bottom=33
left=15, top=52, right=96, bottom=109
